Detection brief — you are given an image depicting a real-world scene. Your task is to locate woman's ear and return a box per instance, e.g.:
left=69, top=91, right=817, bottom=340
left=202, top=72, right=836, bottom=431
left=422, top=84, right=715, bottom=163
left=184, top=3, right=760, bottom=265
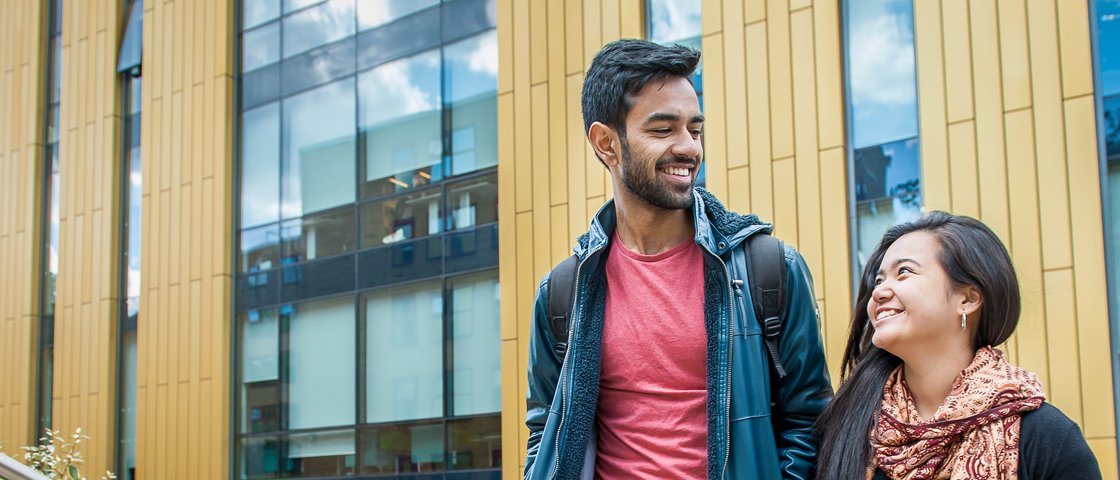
left=960, top=285, right=982, bottom=317
left=588, top=121, right=620, bottom=167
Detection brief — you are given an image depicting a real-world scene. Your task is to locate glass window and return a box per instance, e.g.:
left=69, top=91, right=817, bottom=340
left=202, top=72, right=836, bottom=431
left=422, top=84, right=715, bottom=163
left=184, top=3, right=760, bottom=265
left=279, top=205, right=356, bottom=262
left=358, top=0, right=438, bottom=31
left=359, top=50, right=442, bottom=197
left=844, top=0, right=921, bottom=275
left=1096, top=0, right=1120, bottom=435
left=243, top=22, right=281, bottom=72
left=360, top=187, right=442, bottom=248
left=647, top=0, right=701, bottom=45
left=282, top=0, right=356, bottom=58
left=447, top=416, right=501, bottom=470
left=243, top=0, right=281, bottom=29
left=242, top=103, right=281, bottom=228
left=446, top=173, right=497, bottom=231
left=845, top=0, right=919, bottom=149
left=364, top=281, right=444, bottom=423
left=119, top=331, right=138, bottom=480
left=239, top=436, right=281, bottom=479
left=359, top=421, right=444, bottom=474
left=239, top=309, right=279, bottom=433
left=449, top=272, right=500, bottom=415
left=445, top=31, right=498, bottom=176
left=287, top=296, right=356, bottom=429
left=284, top=0, right=322, bottom=13
left=240, top=224, right=280, bottom=273
left=282, top=79, right=356, bottom=218
left=284, top=429, right=355, bottom=477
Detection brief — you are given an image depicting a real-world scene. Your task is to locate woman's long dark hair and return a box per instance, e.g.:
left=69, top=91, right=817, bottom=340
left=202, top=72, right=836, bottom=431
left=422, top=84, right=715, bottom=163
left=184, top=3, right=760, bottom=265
left=814, top=211, right=1021, bottom=479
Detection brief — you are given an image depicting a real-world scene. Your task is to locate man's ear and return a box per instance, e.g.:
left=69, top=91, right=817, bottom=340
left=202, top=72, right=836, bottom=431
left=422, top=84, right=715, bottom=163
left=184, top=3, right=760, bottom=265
left=588, top=122, right=620, bottom=167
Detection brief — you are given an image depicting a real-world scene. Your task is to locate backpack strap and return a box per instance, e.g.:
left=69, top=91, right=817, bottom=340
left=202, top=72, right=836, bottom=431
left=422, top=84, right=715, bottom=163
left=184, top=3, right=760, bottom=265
left=546, top=254, right=580, bottom=359
left=746, top=233, right=788, bottom=380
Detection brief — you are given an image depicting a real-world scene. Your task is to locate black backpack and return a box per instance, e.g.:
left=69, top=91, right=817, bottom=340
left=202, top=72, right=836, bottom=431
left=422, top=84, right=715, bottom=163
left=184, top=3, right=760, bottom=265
left=546, top=233, right=788, bottom=380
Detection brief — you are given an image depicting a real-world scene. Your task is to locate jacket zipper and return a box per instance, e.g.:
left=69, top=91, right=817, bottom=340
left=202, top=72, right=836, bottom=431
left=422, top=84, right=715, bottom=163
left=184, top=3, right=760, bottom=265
left=700, top=243, right=734, bottom=480
left=549, top=245, right=602, bottom=480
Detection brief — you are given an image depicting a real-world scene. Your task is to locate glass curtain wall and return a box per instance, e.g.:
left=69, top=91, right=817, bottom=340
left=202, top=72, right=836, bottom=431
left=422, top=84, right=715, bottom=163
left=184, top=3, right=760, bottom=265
left=235, top=0, right=500, bottom=478
left=647, top=0, right=704, bottom=185
left=38, top=0, right=64, bottom=436
left=842, top=0, right=922, bottom=274
left=116, top=0, right=143, bottom=478
left=1095, top=0, right=1120, bottom=449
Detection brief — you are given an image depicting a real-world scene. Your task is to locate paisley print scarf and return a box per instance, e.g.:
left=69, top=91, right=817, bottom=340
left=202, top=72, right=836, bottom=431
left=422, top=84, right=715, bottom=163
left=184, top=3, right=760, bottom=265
left=868, top=347, right=1045, bottom=480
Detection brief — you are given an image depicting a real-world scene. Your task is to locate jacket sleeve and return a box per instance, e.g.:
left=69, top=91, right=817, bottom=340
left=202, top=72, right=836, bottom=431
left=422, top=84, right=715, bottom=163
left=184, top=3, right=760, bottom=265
left=524, top=276, right=563, bottom=477
left=773, top=248, right=834, bottom=479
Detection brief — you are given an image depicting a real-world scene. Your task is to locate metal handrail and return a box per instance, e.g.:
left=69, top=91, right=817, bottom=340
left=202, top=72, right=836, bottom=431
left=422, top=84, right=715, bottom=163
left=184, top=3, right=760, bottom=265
left=0, top=452, right=47, bottom=480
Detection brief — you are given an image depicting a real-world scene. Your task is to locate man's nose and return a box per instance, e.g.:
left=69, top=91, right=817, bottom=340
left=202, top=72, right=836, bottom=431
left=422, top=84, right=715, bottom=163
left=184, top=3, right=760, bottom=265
left=671, top=131, right=702, bottom=159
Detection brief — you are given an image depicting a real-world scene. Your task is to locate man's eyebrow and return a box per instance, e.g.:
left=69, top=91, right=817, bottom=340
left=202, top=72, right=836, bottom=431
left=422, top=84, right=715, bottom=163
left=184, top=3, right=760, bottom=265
left=642, top=112, right=706, bottom=124
left=643, top=112, right=681, bottom=124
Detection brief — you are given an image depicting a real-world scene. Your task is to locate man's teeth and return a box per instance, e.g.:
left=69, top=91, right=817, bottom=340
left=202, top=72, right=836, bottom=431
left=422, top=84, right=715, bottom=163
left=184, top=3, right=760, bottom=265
left=877, top=309, right=901, bottom=320
left=661, top=167, right=690, bottom=176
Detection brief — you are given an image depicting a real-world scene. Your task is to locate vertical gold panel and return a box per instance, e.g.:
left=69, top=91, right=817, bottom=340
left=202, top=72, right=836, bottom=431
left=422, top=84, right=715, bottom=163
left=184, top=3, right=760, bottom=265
left=1004, top=109, right=1048, bottom=388
left=722, top=0, right=747, bottom=170
left=819, top=146, right=851, bottom=380
left=745, top=23, right=771, bottom=217
left=946, top=121, right=978, bottom=218
left=727, top=166, right=750, bottom=213
left=1043, top=269, right=1082, bottom=425
left=941, top=0, right=973, bottom=123
left=1027, top=0, right=1072, bottom=271
left=0, top=0, right=46, bottom=453
left=912, top=0, right=949, bottom=212
left=51, top=0, right=123, bottom=476
left=998, top=0, right=1032, bottom=111
left=790, top=9, right=821, bottom=273
left=135, top=1, right=234, bottom=478
left=529, top=0, right=547, bottom=85
left=1090, top=438, right=1119, bottom=480
left=812, top=0, right=843, bottom=150
left=702, top=33, right=729, bottom=197
left=565, top=75, right=588, bottom=236
left=969, top=0, right=1010, bottom=243
left=766, top=0, right=793, bottom=160
left=1065, top=96, right=1117, bottom=440
left=1056, top=0, right=1093, bottom=99
left=500, top=339, right=521, bottom=478
left=772, top=158, right=797, bottom=241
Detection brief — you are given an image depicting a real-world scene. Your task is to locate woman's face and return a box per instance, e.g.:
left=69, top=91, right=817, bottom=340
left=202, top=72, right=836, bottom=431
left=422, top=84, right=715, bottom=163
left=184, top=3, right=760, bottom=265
left=867, top=231, right=974, bottom=359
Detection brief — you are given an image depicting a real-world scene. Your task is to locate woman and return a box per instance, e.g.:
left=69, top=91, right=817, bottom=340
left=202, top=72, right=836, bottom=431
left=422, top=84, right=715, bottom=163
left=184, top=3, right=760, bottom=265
left=815, top=212, right=1100, bottom=479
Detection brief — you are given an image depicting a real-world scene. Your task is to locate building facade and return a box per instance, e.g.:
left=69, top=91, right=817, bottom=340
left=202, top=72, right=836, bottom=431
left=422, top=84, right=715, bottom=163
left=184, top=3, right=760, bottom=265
left=0, top=0, right=1117, bottom=479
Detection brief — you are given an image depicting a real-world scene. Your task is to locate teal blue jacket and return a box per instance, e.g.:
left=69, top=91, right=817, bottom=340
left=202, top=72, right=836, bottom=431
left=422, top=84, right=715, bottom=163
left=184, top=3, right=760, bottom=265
left=524, top=188, right=833, bottom=479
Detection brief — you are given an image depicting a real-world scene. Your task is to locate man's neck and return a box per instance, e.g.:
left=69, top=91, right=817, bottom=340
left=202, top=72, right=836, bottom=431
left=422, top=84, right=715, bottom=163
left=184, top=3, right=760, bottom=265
left=612, top=189, right=694, bottom=255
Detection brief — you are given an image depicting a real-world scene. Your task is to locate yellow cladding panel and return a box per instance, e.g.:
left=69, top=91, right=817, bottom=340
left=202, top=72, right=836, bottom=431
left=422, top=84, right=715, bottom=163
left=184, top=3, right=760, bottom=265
left=1065, top=96, right=1116, bottom=440
left=1005, top=109, right=1049, bottom=389
left=0, top=0, right=45, bottom=452
left=819, top=146, right=850, bottom=377
left=50, top=0, right=123, bottom=476
left=722, top=0, right=747, bottom=170
left=767, top=0, right=793, bottom=160
left=999, top=0, right=1032, bottom=111
left=530, top=0, right=547, bottom=85
left=745, top=22, right=770, bottom=183
left=772, top=158, right=798, bottom=242
left=913, top=0, right=949, bottom=212
left=791, top=9, right=822, bottom=274
left=1056, top=0, right=1093, bottom=99
left=1043, top=269, right=1082, bottom=425
left=813, top=0, right=844, bottom=150
left=969, top=0, right=1009, bottom=243
left=1027, top=0, right=1072, bottom=271
left=136, top=1, right=234, bottom=478
left=702, top=33, right=729, bottom=197
left=941, top=0, right=973, bottom=123
left=946, top=121, right=978, bottom=219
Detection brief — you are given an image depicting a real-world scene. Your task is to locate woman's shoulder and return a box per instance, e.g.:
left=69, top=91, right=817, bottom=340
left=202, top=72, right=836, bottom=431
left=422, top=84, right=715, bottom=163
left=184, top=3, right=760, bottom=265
left=1019, top=403, right=1101, bottom=480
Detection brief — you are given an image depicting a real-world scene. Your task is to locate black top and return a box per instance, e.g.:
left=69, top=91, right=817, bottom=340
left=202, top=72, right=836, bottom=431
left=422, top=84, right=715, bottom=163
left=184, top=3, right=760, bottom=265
left=871, top=403, right=1101, bottom=479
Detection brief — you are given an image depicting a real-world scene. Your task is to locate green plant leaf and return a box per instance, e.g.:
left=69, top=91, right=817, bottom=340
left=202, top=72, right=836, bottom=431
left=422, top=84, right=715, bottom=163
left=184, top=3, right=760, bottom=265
left=68, top=464, right=80, bottom=480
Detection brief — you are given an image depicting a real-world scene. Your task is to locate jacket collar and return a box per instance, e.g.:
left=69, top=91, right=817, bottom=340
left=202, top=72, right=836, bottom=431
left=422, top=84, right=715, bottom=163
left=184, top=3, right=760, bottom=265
left=573, top=187, right=772, bottom=259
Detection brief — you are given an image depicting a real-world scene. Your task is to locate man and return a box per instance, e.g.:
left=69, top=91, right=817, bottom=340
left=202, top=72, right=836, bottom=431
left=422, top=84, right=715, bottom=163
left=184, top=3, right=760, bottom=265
left=523, top=39, right=832, bottom=479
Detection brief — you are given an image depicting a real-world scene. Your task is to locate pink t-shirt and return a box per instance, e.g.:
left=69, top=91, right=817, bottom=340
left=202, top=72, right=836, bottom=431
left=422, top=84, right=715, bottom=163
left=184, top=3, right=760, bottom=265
left=595, top=233, right=708, bottom=479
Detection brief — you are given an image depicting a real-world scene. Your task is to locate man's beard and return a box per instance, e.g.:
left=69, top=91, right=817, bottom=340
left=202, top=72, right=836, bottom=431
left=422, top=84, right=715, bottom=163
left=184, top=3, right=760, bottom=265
left=618, top=137, right=696, bottom=210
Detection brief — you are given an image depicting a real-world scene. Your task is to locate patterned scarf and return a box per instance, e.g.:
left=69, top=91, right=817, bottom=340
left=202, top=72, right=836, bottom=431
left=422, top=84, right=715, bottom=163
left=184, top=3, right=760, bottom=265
left=868, top=347, right=1045, bottom=480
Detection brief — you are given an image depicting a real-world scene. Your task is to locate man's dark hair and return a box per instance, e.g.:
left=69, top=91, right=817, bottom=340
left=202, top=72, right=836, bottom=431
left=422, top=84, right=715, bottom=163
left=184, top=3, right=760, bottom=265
left=581, top=39, right=700, bottom=136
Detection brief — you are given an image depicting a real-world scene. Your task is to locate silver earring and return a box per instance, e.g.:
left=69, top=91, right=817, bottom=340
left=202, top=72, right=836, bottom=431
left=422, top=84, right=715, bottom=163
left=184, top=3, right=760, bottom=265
left=961, top=312, right=967, bottom=330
